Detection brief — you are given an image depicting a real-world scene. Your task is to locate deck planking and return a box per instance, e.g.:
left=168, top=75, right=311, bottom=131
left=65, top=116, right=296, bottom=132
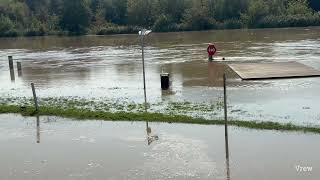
left=228, top=62, right=320, bottom=80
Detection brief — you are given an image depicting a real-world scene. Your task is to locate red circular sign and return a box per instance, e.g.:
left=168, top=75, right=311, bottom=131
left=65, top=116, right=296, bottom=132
left=207, top=44, right=217, bottom=56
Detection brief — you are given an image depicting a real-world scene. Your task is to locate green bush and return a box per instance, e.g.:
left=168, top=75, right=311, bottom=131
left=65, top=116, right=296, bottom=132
left=95, top=25, right=140, bottom=35
left=255, top=14, right=320, bottom=28
left=60, top=0, right=91, bottom=34
left=152, top=14, right=173, bottom=32
left=220, top=19, right=243, bottom=29
left=0, top=15, right=18, bottom=37
left=24, top=18, right=47, bottom=36
left=182, top=9, right=217, bottom=31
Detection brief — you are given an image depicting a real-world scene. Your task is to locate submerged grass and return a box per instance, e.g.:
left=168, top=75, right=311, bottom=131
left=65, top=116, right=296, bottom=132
left=1, top=104, right=320, bottom=134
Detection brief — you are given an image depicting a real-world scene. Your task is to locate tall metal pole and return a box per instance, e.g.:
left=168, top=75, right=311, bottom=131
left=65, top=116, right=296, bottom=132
left=223, top=74, right=229, bottom=161
left=141, top=35, right=148, bottom=112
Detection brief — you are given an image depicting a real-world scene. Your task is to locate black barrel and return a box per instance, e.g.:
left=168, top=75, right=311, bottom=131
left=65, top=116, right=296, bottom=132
left=160, top=73, right=170, bottom=90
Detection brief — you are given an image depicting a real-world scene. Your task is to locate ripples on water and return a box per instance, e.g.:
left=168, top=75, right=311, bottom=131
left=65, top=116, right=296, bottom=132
left=1, top=114, right=319, bottom=180
left=0, top=27, right=320, bottom=125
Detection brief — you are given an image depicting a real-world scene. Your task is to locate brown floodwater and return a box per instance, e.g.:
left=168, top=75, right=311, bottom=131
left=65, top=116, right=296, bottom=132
left=0, top=114, right=319, bottom=180
left=1, top=27, right=320, bottom=125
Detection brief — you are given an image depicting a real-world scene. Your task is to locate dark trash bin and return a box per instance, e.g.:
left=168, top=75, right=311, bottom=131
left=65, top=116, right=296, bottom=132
left=160, top=73, right=170, bottom=90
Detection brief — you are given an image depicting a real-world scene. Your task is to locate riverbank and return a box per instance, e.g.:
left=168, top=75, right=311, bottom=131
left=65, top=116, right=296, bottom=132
left=1, top=0, right=320, bottom=38
left=1, top=99, right=320, bottom=134
left=2, top=23, right=320, bottom=38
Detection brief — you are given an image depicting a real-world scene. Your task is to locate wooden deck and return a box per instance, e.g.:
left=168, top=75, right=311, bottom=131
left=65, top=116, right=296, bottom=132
left=228, top=62, right=320, bottom=80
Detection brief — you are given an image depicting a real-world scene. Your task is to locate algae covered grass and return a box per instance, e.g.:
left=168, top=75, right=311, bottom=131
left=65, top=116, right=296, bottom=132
left=0, top=103, right=320, bottom=134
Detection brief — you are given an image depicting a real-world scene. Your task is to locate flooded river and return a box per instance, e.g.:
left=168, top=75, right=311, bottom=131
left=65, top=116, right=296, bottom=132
left=1, top=27, right=320, bottom=125
left=0, top=114, right=319, bottom=180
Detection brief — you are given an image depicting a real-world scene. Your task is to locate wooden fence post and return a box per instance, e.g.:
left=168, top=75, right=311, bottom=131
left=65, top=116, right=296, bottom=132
left=31, top=83, right=39, bottom=111
left=17, top=62, right=22, bottom=77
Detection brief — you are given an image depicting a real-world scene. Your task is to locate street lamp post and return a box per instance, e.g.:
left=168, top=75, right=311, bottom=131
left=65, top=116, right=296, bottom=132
left=139, top=29, right=152, bottom=112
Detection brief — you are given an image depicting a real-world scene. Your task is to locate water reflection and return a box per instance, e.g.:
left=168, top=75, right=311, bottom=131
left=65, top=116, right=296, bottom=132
left=17, top=67, right=23, bottom=77
left=226, top=157, right=231, bottom=180
left=1, top=28, right=320, bottom=125
left=208, top=62, right=226, bottom=87
left=36, top=116, right=40, bottom=144
left=225, top=125, right=231, bottom=180
left=10, top=69, right=15, bottom=82
left=146, top=122, right=159, bottom=145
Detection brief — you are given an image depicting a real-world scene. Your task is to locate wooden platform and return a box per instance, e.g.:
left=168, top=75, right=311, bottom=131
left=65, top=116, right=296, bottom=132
left=228, top=62, right=320, bottom=80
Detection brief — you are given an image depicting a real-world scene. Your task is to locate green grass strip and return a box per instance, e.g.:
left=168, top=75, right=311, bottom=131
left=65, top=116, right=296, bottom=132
left=0, top=104, right=320, bottom=134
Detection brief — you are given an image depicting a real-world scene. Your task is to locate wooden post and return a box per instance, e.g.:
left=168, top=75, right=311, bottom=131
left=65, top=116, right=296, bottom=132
left=223, top=74, right=229, bottom=160
left=17, top=62, right=22, bottom=77
left=31, top=83, right=39, bottom=111
left=8, top=56, right=13, bottom=70
left=8, top=56, right=15, bottom=81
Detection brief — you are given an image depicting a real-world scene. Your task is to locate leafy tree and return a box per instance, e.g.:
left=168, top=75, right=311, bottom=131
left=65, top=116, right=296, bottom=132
left=60, top=0, right=91, bottom=34
left=49, top=0, right=63, bottom=15
left=154, top=0, right=188, bottom=23
left=0, top=0, right=319, bottom=37
left=0, top=15, right=14, bottom=34
left=215, top=0, right=248, bottom=20
left=182, top=1, right=216, bottom=30
left=242, top=0, right=270, bottom=26
left=104, top=0, right=128, bottom=24
left=153, top=14, right=173, bottom=32
left=287, top=0, right=313, bottom=15
left=127, top=0, right=154, bottom=26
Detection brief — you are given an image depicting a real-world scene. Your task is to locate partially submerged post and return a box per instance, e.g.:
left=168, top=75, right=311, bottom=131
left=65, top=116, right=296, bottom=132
left=31, top=83, right=39, bottom=112
left=17, top=62, right=22, bottom=77
left=8, top=56, right=14, bottom=70
left=223, top=74, right=229, bottom=160
left=8, top=56, right=15, bottom=81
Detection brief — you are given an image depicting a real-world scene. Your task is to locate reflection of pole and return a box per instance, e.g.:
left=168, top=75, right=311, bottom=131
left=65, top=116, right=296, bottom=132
left=36, top=116, right=40, bottom=143
left=223, top=74, right=229, bottom=160
left=146, top=121, right=150, bottom=145
left=226, top=156, right=231, bottom=180
left=141, top=36, right=147, bottom=112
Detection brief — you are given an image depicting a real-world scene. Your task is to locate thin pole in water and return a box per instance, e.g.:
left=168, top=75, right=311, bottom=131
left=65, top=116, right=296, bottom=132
left=31, top=83, right=39, bottom=112
left=223, top=73, right=229, bottom=161
left=141, top=35, right=148, bottom=112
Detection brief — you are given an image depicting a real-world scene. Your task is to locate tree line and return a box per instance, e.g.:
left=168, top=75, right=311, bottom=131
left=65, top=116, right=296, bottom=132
left=0, top=0, right=320, bottom=37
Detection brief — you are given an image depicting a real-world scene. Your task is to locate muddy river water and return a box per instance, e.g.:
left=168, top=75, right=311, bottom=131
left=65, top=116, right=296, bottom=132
left=1, top=27, right=320, bottom=125
left=0, top=114, right=319, bottom=180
